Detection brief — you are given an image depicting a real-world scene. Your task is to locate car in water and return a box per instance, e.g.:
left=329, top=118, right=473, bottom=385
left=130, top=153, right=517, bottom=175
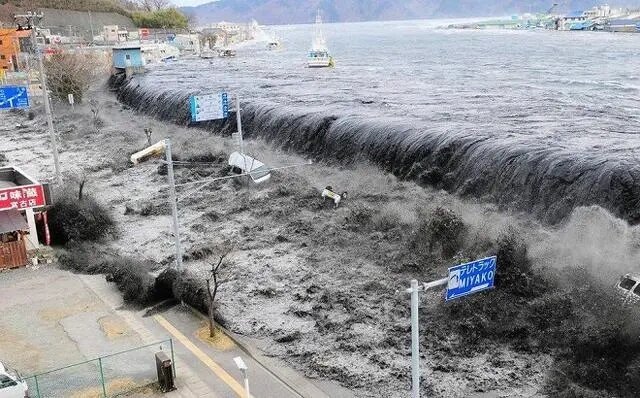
left=0, top=362, right=28, bottom=398
left=615, top=273, right=640, bottom=305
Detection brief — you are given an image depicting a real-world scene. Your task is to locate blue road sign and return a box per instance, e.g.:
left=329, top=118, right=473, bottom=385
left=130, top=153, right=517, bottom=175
left=189, top=92, right=229, bottom=122
left=446, top=256, right=497, bottom=301
left=0, top=86, right=30, bottom=110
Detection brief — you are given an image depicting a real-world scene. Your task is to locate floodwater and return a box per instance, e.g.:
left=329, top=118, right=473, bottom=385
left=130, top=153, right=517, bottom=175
left=120, top=20, right=640, bottom=223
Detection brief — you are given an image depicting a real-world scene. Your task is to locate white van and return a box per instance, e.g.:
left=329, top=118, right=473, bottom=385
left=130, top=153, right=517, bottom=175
left=0, top=362, right=28, bottom=398
left=615, top=273, right=640, bottom=305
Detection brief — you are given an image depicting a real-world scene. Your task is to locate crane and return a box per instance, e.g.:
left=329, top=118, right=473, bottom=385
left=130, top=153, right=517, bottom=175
left=547, top=3, right=559, bottom=15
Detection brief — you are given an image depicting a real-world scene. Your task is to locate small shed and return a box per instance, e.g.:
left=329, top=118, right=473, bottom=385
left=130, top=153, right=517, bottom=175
left=0, top=209, right=29, bottom=270
left=112, top=45, right=145, bottom=76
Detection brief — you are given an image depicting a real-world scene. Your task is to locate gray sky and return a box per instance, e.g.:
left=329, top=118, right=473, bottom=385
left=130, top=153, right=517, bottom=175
left=172, top=0, right=211, bottom=7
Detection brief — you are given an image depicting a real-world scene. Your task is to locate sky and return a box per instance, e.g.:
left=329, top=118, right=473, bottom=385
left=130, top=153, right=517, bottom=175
left=171, top=0, right=212, bottom=7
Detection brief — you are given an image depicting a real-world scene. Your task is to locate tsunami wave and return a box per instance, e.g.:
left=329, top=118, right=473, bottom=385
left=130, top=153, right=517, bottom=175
left=114, top=76, right=640, bottom=225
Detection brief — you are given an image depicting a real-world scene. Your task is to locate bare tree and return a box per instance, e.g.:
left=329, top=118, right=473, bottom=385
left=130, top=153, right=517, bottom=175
left=137, top=0, right=170, bottom=11
left=88, top=98, right=104, bottom=133
left=205, top=250, right=231, bottom=338
left=66, top=168, right=88, bottom=200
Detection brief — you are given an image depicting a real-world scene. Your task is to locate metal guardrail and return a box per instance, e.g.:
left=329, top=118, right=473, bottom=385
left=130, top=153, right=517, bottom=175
left=23, top=339, right=174, bottom=398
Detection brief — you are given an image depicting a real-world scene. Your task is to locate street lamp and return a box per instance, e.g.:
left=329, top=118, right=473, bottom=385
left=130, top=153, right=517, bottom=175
left=233, top=356, right=250, bottom=398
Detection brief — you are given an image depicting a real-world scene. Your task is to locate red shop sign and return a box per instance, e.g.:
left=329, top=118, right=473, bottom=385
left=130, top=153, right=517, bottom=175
left=0, top=184, right=46, bottom=211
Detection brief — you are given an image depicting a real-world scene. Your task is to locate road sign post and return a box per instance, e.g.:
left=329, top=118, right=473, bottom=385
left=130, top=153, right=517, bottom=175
left=15, top=12, right=62, bottom=185
left=405, top=256, right=497, bottom=397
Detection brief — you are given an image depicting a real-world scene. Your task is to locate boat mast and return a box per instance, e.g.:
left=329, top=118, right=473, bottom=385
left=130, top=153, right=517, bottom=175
left=314, top=9, right=325, bottom=48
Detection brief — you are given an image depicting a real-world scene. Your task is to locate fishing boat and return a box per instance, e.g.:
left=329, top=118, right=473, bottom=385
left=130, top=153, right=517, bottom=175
left=200, top=49, right=216, bottom=59
left=217, top=48, right=237, bottom=58
left=267, top=35, right=281, bottom=50
left=307, top=10, right=334, bottom=68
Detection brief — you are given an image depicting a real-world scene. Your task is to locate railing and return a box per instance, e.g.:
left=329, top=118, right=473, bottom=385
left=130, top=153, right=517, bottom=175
left=23, top=339, right=174, bottom=398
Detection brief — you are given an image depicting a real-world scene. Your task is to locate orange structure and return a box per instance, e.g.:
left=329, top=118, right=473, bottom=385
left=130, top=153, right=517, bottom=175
left=0, top=28, right=31, bottom=72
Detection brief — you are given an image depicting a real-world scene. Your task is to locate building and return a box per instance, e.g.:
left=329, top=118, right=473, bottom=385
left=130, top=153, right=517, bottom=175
left=0, top=28, right=32, bottom=72
left=141, top=43, right=180, bottom=64
left=103, top=25, right=129, bottom=43
left=584, top=5, right=612, bottom=18
left=0, top=166, right=51, bottom=269
left=112, top=45, right=145, bottom=76
left=168, top=34, right=201, bottom=55
left=608, top=19, right=640, bottom=32
left=559, top=11, right=587, bottom=30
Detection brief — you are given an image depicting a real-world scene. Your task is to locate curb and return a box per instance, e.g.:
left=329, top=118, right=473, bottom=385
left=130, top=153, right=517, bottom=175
left=183, top=304, right=330, bottom=398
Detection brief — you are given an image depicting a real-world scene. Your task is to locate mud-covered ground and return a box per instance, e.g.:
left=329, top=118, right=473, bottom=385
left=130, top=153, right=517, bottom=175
left=3, top=89, right=640, bottom=397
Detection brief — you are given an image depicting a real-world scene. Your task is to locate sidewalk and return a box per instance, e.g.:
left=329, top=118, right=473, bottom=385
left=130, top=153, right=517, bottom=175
left=79, top=274, right=337, bottom=398
left=78, top=274, right=214, bottom=398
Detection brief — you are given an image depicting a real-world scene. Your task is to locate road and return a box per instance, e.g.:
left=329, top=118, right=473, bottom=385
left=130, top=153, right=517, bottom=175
left=0, top=265, right=337, bottom=398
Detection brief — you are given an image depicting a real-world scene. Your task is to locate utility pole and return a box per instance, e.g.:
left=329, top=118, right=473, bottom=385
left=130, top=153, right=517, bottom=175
left=15, top=11, right=62, bottom=184
left=164, top=139, right=183, bottom=272
left=88, top=11, right=95, bottom=42
left=235, top=95, right=244, bottom=155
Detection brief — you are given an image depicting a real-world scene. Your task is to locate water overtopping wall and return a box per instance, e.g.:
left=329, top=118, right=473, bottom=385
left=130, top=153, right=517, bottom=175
left=115, top=76, right=640, bottom=225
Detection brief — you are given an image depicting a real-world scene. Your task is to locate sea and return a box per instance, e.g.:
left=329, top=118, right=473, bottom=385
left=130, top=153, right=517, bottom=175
left=120, top=19, right=640, bottom=224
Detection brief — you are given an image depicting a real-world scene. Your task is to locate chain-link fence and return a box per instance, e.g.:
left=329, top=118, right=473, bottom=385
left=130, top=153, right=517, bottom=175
left=24, top=339, right=174, bottom=398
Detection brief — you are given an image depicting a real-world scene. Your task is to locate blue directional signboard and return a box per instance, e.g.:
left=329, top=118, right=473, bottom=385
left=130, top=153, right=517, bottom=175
left=189, top=92, right=229, bottom=122
left=446, top=256, right=497, bottom=301
left=0, top=86, right=30, bottom=110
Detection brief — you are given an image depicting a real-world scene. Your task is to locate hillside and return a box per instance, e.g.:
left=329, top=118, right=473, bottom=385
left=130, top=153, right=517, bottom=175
left=183, top=0, right=640, bottom=24
left=0, top=0, right=135, bottom=25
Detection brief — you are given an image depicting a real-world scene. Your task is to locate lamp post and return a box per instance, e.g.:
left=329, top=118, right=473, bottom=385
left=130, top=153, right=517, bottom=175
left=164, top=139, right=183, bottom=272
left=233, top=356, right=250, bottom=398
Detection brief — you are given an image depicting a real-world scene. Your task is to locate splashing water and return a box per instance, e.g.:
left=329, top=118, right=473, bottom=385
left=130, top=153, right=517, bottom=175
left=113, top=20, right=640, bottom=224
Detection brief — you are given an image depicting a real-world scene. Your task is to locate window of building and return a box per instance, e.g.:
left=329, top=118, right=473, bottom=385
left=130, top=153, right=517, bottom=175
left=0, top=55, right=5, bottom=60
left=0, top=39, right=3, bottom=45
left=125, top=54, right=131, bottom=60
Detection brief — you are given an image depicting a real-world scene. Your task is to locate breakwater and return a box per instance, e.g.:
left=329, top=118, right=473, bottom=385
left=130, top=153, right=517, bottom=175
left=115, top=76, right=640, bottom=225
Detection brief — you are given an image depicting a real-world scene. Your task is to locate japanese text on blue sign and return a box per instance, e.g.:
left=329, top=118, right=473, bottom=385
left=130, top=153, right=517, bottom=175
left=446, top=256, right=497, bottom=301
left=0, top=86, right=30, bottom=110
left=189, top=92, right=229, bottom=122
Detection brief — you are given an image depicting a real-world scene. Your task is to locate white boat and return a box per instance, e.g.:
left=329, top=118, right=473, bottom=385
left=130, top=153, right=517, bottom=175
left=217, top=48, right=236, bottom=58
left=307, top=10, right=334, bottom=68
left=200, top=50, right=216, bottom=59
left=267, top=33, right=281, bottom=50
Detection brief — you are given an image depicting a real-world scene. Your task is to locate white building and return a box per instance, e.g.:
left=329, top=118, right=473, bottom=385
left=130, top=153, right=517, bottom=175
left=169, top=33, right=201, bottom=55
left=103, top=25, right=129, bottom=43
left=583, top=4, right=612, bottom=18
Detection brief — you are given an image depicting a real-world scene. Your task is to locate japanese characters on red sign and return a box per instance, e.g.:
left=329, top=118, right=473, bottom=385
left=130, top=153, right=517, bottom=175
left=0, top=184, right=46, bottom=211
